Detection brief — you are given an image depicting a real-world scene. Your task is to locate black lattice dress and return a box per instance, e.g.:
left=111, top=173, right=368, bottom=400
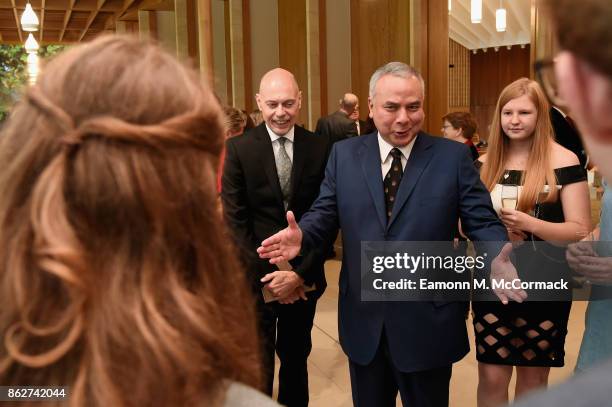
left=472, top=164, right=586, bottom=367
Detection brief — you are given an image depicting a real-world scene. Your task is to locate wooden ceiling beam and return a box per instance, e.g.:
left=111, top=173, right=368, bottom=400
left=78, top=0, right=105, bottom=41
left=9, top=0, right=23, bottom=42
left=117, top=0, right=136, bottom=19
left=103, top=0, right=136, bottom=30
left=39, top=0, right=45, bottom=43
left=58, top=0, right=74, bottom=41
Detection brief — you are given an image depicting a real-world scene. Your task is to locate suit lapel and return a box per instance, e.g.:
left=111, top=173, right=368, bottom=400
left=290, top=127, right=306, bottom=208
left=387, top=133, right=434, bottom=230
left=254, top=125, right=285, bottom=207
left=360, top=134, right=387, bottom=231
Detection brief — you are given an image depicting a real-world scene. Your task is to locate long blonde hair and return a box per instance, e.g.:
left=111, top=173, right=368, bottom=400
left=481, top=78, right=557, bottom=212
left=0, top=36, right=260, bottom=406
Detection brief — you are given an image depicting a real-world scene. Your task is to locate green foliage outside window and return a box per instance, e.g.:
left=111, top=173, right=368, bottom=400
left=0, top=44, right=67, bottom=123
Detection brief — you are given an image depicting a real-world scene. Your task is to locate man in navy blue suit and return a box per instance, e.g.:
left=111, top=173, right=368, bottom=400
left=258, top=62, right=523, bottom=406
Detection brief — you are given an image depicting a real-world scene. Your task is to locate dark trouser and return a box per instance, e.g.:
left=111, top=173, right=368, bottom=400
left=258, top=293, right=318, bottom=407
left=348, top=330, right=452, bottom=407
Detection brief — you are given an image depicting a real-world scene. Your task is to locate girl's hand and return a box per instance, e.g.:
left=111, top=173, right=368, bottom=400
left=500, top=208, right=536, bottom=234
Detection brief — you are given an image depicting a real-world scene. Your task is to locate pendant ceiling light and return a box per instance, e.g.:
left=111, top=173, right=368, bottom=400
left=26, top=52, right=39, bottom=74
left=25, top=33, right=39, bottom=53
left=496, top=1, right=507, bottom=32
left=20, top=3, right=39, bottom=32
left=471, top=0, right=482, bottom=23
left=448, top=0, right=452, bottom=15
left=496, top=8, right=507, bottom=32
left=26, top=52, right=39, bottom=84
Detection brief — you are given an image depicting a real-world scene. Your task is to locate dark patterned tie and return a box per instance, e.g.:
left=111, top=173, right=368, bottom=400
left=384, top=148, right=404, bottom=220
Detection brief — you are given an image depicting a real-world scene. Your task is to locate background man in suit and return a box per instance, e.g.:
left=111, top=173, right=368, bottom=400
left=550, top=106, right=587, bottom=170
left=347, top=98, right=376, bottom=136
left=221, top=68, right=330, bottom=407
left=315, top=93, right=359, bottom=144
left=258, top=62, right=520, bottom=407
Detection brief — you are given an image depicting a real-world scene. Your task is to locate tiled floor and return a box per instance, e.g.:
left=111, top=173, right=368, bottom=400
left=278, top=259, right=587, bottom=407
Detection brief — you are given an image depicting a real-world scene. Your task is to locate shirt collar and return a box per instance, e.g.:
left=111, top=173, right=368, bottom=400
left=266, top=124, right=295, bottom=143
left=377, top=132, right=417, bottom=163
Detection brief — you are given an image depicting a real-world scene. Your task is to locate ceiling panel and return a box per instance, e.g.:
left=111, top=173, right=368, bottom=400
left=449, top=0, right=531, bottom=51
left=0, top=0, right=140, bottom=43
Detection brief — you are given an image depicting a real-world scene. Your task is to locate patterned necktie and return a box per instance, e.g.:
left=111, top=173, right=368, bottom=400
left=384, top=148, right=404, bottom=220
left=276, top=136, right=292, bottom=209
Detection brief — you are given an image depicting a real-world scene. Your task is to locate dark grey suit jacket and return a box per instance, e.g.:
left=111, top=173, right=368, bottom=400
left=314, top=110, right=357, bottom=144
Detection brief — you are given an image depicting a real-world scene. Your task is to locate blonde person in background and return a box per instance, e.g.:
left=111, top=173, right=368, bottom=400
left=473, top=78, right=590, bottom=407
left=0, top=36, right=277, bottom=407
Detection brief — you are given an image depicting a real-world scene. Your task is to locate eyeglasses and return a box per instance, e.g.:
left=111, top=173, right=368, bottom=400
left=534, top=58, right=565, bottom=107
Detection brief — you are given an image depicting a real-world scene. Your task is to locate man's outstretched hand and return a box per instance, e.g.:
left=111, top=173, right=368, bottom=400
left=257, top=211, right=303, bottom=264
left=490, top=243, right=528, bottom=305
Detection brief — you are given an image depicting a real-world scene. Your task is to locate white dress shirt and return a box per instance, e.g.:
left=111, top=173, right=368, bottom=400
left=377, top=132, right=417, bottom=180
left=266, top=124, right=295, bottom=162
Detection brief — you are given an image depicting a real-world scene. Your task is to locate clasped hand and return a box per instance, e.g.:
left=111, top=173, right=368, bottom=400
left=261, top=270, right=307, bottom=304
left=567, top=238, right=612, bottom=284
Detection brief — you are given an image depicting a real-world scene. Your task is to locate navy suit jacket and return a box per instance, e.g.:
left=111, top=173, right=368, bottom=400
left=299, top=131, right=507, bottom=372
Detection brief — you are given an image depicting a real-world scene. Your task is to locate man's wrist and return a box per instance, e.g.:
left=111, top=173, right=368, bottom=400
left=291, top=270, right=304, bottom=288
left=292, top=271, right=305, bottom=286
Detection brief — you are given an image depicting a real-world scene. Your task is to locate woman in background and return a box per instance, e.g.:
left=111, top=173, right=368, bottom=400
left=473, top=78, right=590, bottom=407
left=249, top=109, right=264, bottom=127
left=0, top=36, right=276, bottom=407
left=442, top=111, right=480, bottom=161
left=224, top=106, right=247, bottom=138
left=218, top=106, right=249, bottom=193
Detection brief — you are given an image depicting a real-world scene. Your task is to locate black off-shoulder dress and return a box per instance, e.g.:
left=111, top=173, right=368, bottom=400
left=472, top=164, right=586, bottom=367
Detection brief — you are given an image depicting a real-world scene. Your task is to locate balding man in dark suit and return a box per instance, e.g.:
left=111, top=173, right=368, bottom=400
left=222, top=68, right=331, bottom=407
left=315, top=93, right=359, bottom=144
